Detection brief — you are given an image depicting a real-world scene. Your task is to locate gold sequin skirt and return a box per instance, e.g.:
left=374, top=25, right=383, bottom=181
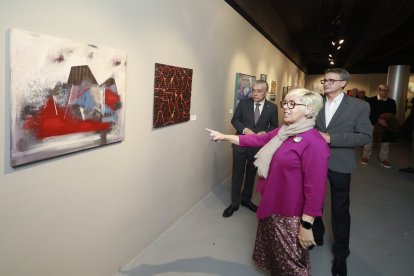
left=253, top=214, right=311, bottom=276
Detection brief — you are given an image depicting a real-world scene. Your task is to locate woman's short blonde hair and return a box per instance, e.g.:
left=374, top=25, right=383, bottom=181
left=286, top=88, right=323, bottom=119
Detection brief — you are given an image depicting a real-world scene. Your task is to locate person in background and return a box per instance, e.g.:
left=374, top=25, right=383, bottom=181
left=361, top=84, right=397, bottom=168
left=223, top=80, right=278, bottom=218
left=356, top=90, right=369, bottom=101
left=399, top=105, right=414, bottom=173
left=315, top=68, right=372, bottom=276
left=348, top=88, right=358, bottom=97
left=206, top=88, right=329, bottom=275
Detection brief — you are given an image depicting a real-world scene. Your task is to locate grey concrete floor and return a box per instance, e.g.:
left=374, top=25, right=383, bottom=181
left=117, top=141, right=414, bottom=276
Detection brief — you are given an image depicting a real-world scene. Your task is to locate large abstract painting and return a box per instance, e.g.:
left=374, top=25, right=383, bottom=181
left=234, top=73, right=256, bottom=108
left=153, top=63, right=193, bottom=128
left=10, top=29, right=127, bottom=166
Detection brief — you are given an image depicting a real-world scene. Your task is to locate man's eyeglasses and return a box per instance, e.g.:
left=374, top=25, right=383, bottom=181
left=320, top=79, right=344, bottom=85
left=280, top=100, right=307, bottom=109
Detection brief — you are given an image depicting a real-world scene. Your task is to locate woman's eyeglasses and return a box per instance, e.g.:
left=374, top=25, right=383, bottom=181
left=320, top=79, right=344, bottom=85
left=280, top=100, right=307, bottom=109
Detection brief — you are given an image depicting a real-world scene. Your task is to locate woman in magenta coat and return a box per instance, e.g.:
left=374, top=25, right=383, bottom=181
left=206, top=88, right=329, bottom=275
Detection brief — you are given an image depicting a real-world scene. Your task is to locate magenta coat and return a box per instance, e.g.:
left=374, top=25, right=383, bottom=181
left=239, top=127, right=329, bottom=219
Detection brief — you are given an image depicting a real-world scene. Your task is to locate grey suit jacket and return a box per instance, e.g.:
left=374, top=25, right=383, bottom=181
left=316, top=94, right=373, bottom=173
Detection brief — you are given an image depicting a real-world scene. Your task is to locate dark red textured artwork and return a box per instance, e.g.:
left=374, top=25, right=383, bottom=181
left=153, top=63, right=193, bottom=128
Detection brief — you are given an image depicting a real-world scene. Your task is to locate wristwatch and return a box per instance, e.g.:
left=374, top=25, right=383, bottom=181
left=300, top=219, right=313, bottom=230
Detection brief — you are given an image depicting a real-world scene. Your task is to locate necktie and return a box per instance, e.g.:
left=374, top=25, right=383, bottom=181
left=254, top=103, right=261, bottom=124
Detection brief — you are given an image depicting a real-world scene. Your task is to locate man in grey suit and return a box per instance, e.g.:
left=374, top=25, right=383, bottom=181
left=315, top=68, right=372, bottom=276
left=223, top=80, right=278, bottom=218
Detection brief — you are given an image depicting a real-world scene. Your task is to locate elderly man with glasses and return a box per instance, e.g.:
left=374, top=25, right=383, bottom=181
left=361, top=84, right=397, bottom=168
left=315, top=68, right=372, bottom=276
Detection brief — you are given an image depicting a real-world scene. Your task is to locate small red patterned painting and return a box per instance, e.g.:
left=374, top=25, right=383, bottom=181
left=153, top=63, right=193, bottom=128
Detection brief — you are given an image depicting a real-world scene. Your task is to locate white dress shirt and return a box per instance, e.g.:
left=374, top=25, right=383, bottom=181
left=254, top=99, right=265, bottom=114
left=325, top=92, right=344, bottom=127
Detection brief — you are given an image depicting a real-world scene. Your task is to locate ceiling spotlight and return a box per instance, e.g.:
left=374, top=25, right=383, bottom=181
left=329, top=54, right=332, bottom=58
left=337, top=45, right=342, bottom=50
left=339, top=39, right=344, bottom=44
left=330, top=61, right=335, bottom=65
left=331, top=41, right=336, bottom=46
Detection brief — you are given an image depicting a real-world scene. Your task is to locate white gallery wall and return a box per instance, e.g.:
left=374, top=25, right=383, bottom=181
left=0, top=0, right=304, bottom=275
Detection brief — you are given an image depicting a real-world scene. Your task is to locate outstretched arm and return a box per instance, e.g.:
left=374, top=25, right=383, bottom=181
left=205, top=128, right=240, bottom=145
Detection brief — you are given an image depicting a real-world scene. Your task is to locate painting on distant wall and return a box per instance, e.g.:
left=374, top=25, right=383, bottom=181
left=270, top=80, right=276, bottom=93
left=268, top=80, right=276, bottom=101
left=260, top=74, right=267, bottom=81
left=282, top=86, right=288, bottom=99
left=10, top=29, right=127, bottom=166
left=234, top=73, right=256, bottom=108
left=153, top=63, right=193, bottom=128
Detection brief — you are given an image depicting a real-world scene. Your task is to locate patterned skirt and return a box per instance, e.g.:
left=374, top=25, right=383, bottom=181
left=252, top=214, right=311, bottom=276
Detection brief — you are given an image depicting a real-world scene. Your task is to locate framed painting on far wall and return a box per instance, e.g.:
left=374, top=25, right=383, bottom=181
left=260, top=74, right=267, bottom=81
left=282, top=86, right=288, bottom=99
left=234, top=72, right=256, bottom=108
left=267, top=80, right=276, bottom=101
left=270, top=80, right=276, bottom=93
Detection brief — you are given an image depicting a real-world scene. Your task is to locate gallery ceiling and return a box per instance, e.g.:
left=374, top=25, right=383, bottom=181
left=225, top=0, right=414, bottom=74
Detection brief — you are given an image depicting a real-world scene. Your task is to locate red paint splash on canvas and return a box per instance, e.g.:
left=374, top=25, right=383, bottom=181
left=23, top=96, right=111, bottom=139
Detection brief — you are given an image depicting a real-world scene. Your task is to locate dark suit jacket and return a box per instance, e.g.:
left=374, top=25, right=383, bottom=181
left=316, top=94, right=373, bottom=173
left=231, top=98, right=278, bottom=152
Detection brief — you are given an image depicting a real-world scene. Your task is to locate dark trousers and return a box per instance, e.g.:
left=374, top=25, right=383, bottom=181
left=329, top=169, right=351, bottom=260
left=231, top=147, right=258, bottom=206
left=313, top=169, right=351, bottom=261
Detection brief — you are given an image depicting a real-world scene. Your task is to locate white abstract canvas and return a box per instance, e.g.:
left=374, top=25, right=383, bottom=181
left=10, top=29, right=127, bottom=166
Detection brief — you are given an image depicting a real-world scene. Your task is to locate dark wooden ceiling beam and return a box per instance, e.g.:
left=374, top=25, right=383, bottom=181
left=225, top=0, right=306, bottom=72
left=344, top=0, right=414, bottom=69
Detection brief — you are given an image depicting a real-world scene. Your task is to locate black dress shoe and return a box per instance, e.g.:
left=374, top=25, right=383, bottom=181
left=241, top=201, right=257, bottom=212
left=399, top=167, right=414, bottom=173
left=223, top=205, right=239, bottom=218
left=331, top=259, right=347, bottom=276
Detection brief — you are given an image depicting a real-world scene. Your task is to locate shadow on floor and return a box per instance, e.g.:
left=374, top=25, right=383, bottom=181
left=119, top=256, right=265, bottom=276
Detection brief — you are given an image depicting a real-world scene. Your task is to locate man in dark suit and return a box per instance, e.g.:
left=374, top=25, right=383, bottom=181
left=223, top=80, right=278, bottom=218
left=315, top=68, right=372, bottom=276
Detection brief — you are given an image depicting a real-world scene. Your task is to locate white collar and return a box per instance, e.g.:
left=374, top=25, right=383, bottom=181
left=327, top=92, right=344, bottom=103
